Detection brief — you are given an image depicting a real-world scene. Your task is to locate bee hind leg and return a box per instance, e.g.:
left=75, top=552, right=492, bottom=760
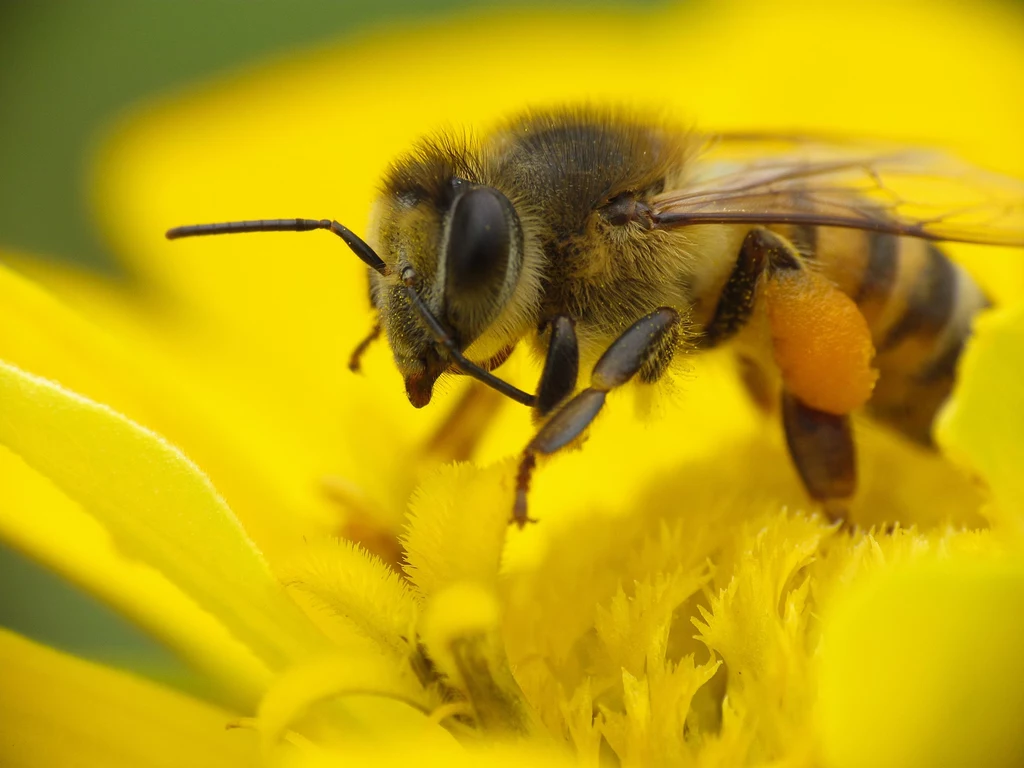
left=780, top=390, right=856, bottom=523
left=749, top=226, right=875, bottom=524
left=511, top=307, right=680, bottom=527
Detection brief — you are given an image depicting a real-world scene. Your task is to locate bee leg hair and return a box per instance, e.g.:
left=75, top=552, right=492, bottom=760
left=511, top=307, right=680, bottom=527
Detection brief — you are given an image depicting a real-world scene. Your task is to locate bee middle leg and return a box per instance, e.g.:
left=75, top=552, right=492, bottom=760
left=736, top=353, right=778, bottom=414
left=512, top=307, right=680, bottom=526
left=535, top=315, right=580, bottom=417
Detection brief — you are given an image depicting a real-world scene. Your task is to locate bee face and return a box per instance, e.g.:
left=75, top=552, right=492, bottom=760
left=370, top=150, right=526, bottom=407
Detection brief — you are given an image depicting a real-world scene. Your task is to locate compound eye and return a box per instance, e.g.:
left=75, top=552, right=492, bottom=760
left=445, top=187, right=511, bottom=299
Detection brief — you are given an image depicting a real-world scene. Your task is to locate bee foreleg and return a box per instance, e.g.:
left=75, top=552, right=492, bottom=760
left=535, top=315, right=579, bottom=417
left=348, top=321, right=382, bottom=373
left=781, top=391, right=856, bottom=521
left=512, top=308, right=680, bottom=526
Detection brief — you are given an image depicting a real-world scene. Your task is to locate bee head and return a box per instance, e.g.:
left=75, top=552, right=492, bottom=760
left=370, top=146, right=528, bottom=407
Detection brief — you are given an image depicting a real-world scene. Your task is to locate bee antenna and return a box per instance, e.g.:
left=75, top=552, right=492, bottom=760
left=166, top=218, right=537, bottom=407
left=165, top=218, right=389, bottom=275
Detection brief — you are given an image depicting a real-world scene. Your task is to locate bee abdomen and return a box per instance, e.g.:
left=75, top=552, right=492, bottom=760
left=847, top=233, right=989, bottom=444
left=874, top=242, right=957, bottom=352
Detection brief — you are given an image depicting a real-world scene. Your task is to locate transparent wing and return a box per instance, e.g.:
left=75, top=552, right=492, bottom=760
left=651, top=136, right=1024, bottom=247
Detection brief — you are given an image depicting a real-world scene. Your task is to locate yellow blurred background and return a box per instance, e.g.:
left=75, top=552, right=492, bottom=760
left=1, top=0, right=1021, bottom=681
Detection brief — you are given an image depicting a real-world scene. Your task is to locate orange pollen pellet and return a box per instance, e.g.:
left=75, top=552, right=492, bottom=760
left=766, top=270, right=879, bottom=415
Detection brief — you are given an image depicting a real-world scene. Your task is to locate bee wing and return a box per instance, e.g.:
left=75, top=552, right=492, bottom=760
left=651, top=139, right=1024, bottom=247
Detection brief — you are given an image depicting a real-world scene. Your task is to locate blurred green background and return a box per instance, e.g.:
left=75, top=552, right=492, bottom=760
left=0, top=0, right=660, bottom=680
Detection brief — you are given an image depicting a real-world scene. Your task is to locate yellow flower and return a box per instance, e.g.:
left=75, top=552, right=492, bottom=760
left=2, top=0, right=1024, bottom=766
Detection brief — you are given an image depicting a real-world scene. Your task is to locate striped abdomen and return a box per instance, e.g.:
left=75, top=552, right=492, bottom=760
left=788, top=225, right=990, bottom=445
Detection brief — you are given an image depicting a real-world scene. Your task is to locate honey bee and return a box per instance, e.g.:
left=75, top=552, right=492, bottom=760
left=167, top=107, right=1024, bottom=525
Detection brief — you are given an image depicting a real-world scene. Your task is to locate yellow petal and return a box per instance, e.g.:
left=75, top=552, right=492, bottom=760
left=936, top=303, right=1024, bottom=535
left=817, top=556, right=1024, bottom=768
left=256, top=652, right=437, bottom=757
left=0, top=361, right=328, bottom=674
left=693, top=514, right=828, bottom=757
left=0, top=628, right=257, bottom=768
left=420, top=582, right=535, bottom=736
left=0, top=256, right=336, bottom=558
left=0, top=444, right=268, bottom=708
left=600, top=657, right=721, bottom=767
left=287, top=740, right=577, bottom=768
left=275, top=538, right=419, bottom=656
left=402, top=462, right=513, bottom=599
